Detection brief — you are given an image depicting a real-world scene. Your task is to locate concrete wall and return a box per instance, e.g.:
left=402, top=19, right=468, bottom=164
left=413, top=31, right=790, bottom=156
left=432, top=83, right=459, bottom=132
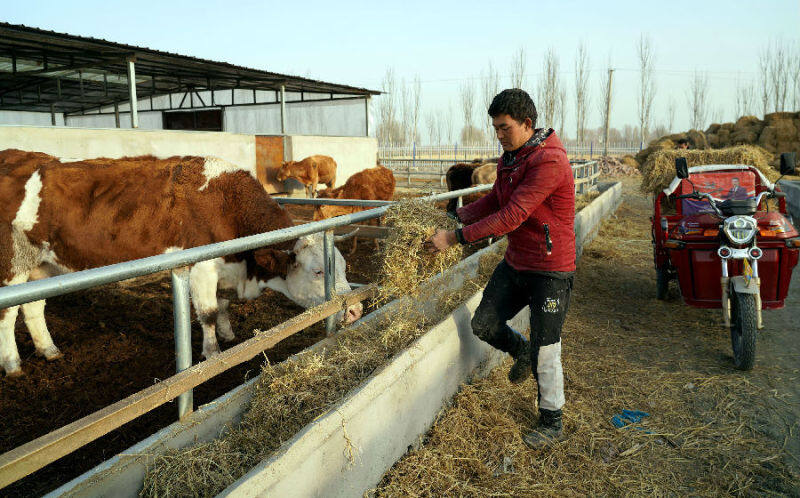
left=0, top=126, right=377, bottom=192
left=0, top=125, right=257, bottom=175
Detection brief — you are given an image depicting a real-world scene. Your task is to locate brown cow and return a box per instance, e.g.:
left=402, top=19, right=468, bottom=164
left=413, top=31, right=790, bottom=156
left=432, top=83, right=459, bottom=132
left=0, top=149, right=361, bottom=377
left=276, top=155, right=337, bottom=198
left=313, top=165, right=396, bottom=254
left=471, top=161, right=497, bottom=185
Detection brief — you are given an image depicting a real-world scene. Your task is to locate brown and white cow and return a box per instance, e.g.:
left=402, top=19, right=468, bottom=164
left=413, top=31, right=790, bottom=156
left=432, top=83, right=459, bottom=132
left=0, top=149, right=362, bottom=377
left=276, top=155, right=337, bottom=198
left=312, top=165, right=396, bottom=254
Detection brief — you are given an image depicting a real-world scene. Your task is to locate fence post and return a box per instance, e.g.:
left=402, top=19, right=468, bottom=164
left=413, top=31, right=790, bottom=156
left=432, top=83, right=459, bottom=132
left=171, top=268, right=193, bottom=420
left=590, top=141, right=593, bottom=159
left=323, top=229, right=337, bottom=335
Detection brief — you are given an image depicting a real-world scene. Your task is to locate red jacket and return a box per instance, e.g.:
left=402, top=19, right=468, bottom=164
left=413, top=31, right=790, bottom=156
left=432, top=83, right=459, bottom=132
left=457, top=130, right=576, bottom=273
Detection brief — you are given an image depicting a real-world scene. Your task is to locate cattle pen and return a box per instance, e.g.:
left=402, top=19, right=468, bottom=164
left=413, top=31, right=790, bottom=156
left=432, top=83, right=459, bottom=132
left=0, top=184, right=491, bottom=492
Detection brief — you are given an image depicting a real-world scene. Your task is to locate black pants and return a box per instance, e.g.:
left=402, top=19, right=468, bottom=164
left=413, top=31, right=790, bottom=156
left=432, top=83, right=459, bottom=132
left=472, top=259, right=572, bottom=410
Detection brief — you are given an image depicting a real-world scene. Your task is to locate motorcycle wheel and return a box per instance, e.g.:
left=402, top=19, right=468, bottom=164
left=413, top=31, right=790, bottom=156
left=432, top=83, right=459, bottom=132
left=730, top=290, right=757, bottom=371
left=656, top=266, right=669, bottom=300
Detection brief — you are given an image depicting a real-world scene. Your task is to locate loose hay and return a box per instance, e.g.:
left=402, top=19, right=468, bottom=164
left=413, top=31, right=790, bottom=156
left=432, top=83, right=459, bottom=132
left=375, top=198, right=463, bottom=303
left=640, top=145, right=778, bottom=195
left=141, top=199, right=505, bottom=497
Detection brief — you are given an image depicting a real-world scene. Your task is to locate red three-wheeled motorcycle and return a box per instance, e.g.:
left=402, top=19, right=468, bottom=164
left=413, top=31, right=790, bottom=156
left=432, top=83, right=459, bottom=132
left=651, top=153, right=799, bottom=370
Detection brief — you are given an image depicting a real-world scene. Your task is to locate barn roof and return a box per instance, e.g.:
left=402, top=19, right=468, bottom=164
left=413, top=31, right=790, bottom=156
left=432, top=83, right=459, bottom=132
left=0, top=22, right=380, bottom=116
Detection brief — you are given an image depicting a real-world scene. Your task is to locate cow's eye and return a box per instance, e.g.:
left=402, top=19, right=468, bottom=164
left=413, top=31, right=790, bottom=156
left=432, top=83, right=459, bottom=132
left=314, top=269, right=323, bottom=276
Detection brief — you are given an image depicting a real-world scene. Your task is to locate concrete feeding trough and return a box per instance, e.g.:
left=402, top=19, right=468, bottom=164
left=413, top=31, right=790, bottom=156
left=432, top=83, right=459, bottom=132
left=48, top=182, right=622, bottom=498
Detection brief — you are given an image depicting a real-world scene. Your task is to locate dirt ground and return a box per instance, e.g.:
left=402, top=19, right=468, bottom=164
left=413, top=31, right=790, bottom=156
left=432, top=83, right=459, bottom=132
left=0, top=203, right=382, bottom=498
left=375, top=177, right=800, bottom=496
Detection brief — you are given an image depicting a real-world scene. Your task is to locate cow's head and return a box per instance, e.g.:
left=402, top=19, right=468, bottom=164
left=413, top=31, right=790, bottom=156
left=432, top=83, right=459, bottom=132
left=254, top=233, right=363, bottom=325
left=276, top=161, right=295, bottom=183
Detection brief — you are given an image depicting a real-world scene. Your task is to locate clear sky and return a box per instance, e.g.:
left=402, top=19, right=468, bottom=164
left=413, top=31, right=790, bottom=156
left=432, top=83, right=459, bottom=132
left=3, top=0, right=800, bottom=141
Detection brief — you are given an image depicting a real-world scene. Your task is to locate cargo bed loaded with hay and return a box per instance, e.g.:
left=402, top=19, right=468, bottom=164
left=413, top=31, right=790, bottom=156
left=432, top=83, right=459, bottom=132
left=26, top=183, right=621, bottom=497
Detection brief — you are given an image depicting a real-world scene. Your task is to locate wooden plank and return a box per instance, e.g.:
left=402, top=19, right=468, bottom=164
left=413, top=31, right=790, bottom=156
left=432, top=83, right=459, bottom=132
left=0, top=284, right=376, bottom=490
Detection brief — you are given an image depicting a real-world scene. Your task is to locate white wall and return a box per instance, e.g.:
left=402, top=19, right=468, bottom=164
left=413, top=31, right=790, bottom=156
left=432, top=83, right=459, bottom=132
left=0, top=110, right=64, bottom=126
left=65, top=111, right=163, bottom=130
left=0, top=125, right=256, bottom=174
left=286, top=135, right=378, bottom=186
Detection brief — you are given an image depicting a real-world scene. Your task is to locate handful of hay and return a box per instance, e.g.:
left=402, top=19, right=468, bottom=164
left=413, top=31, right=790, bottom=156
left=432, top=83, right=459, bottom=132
left=639, top=145, right=778, bottom=194
left=375, top=198, right=463, bottom=303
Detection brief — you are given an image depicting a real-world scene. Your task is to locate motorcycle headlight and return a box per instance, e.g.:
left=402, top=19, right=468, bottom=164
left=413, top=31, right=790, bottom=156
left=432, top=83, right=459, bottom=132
left=723, top=216, right=757, bottom=244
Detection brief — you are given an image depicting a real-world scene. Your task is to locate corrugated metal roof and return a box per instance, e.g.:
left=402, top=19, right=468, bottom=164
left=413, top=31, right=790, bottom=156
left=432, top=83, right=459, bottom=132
left=0, top=22, right=379, bottom=115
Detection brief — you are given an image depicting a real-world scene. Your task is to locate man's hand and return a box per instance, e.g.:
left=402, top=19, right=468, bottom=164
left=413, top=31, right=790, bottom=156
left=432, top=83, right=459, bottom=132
left=424, top=229, right=457, bottom=254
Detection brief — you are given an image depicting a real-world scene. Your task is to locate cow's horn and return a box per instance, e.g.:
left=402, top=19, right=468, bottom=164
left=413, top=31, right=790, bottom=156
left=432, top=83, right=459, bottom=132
left=334, top=228, right=360, bottom=241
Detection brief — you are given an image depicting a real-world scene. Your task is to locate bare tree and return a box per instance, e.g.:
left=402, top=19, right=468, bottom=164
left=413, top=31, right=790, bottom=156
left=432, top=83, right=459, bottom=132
left=459, top=81, right=482, bottom=144
left=758, top=46, right=772, bottom=116
left=735, top=77, right=755, bottom=118
left=443, top=102, right=454, bottom=143
left=574, top=42, right=590, bottom=144
left=410, top=75, right=422, bottom=143
left=792, top=43, right=800, bottom=111
left=557, top=87, right=568, bottom=139
left=510, top=47, right=526, bottom=89
left=481, top=61, right=501, bottom=140
left=637, top=34, right=656, bottom=143
left=377, top=68, right=403, bottom=145
left=687, top=70, right=709, bottom=130
left=425, top=112, right=437, bottom=144
left=666, top=97, right=676, bottom=132
left=537, top=47, right=561, bottom=128
left=768, top=40, right=790, bottom=112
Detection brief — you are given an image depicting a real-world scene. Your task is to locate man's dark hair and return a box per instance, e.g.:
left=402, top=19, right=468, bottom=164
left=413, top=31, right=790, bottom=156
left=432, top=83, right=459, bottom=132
left=488, top=89, right=537, bottom=127
left=676, top=138, right=689, bottom=145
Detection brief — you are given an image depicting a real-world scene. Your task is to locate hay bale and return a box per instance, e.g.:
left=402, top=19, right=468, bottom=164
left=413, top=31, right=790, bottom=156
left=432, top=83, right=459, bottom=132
left=639, top=145, right=777, bottom=194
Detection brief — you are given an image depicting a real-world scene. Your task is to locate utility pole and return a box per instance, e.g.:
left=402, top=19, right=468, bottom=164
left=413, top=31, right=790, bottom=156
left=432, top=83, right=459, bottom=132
left=603, top=68, right=614, bottom=158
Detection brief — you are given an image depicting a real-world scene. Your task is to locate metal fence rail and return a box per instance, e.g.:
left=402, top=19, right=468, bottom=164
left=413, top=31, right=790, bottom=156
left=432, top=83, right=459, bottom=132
left=0, top=184, right=492, bottom=490
left=383, top=159, right=600, bottom=192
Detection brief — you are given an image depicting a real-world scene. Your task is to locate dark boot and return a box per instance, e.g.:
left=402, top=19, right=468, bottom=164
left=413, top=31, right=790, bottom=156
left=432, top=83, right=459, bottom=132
left=522, top=409, right=565, bottom=449
left=508, top=340, right=532, bottom=384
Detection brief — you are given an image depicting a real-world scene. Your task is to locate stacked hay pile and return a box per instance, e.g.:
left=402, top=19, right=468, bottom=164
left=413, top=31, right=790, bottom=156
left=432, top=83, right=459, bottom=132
left=635, top=129, right=709, bottom=166
left=636, top=112, right=800, bottom=170
left=141, top=200, right=506, bottom=497
left=706, top=112, right=800, bottom=165
left=639, top=145, right=778, bottom=194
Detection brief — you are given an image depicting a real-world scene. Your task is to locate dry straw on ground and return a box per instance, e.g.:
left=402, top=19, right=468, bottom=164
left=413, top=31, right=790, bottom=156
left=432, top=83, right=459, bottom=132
left=373, top=183, right=797, bottom=496
left=140, top=199, right=503, bottom=497
left=639, top=145, right=778, bottom=195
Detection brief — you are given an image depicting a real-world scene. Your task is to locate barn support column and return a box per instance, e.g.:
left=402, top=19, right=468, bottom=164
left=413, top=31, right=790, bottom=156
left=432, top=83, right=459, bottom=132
left=279, top=84, right=287, bottom=134
left=127, top=57, right=139, bottom=128
left=171, top=269, right=194, bottom=419
left=364, top=95, right=370, bottom=137
left=50, top=104, right=56, bottom=126
left=114, top=100, right=120, bottom=128
left=323, top=229, right=336, bottom=336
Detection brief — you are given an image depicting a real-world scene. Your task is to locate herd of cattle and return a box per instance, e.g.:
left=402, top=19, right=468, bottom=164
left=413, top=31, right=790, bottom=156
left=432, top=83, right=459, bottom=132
left=0, top=149, right=496, bottom=377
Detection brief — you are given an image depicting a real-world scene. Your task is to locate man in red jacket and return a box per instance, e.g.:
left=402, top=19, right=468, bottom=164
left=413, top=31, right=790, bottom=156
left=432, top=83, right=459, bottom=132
left=425, top=89, right=575, bottom=449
